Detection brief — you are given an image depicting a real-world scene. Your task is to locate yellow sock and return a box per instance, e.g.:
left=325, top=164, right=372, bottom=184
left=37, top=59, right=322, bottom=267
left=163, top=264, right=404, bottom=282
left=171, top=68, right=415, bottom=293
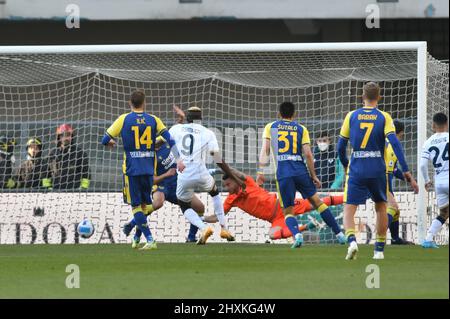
left=144, top=204, right=155, bottom=216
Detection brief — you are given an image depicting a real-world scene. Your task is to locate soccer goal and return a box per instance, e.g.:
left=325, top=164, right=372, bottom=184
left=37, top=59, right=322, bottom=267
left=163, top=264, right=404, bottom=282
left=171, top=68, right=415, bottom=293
left=0, top=42, right=448, bottom=245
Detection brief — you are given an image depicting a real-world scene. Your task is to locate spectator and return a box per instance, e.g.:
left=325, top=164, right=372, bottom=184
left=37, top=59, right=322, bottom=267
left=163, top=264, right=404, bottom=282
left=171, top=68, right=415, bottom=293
left=313, top=131, right=344, bottom=190
left=15, top=137, right=52, bottom=189
left=48, top=124, right=90, bottom=190
left=0, top=136, right=17, bottom=189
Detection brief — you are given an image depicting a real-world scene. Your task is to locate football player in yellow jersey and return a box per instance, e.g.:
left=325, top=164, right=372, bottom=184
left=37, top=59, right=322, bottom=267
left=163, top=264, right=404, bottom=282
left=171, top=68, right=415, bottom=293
left=337, top=82, right=419, bottom=260
left=385, top=120, right=415, bottom=245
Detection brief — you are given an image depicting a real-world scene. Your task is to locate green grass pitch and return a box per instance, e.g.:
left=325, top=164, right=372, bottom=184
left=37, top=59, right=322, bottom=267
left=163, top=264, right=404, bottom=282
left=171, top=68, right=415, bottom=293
left=0, top=243, right=447, bottom=299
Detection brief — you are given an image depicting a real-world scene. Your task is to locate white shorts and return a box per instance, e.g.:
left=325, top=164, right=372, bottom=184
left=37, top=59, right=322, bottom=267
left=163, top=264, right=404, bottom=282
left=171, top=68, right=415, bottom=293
left=176, top=173, right=215, bottom=203
left=436, top=183, right=449, bottom=209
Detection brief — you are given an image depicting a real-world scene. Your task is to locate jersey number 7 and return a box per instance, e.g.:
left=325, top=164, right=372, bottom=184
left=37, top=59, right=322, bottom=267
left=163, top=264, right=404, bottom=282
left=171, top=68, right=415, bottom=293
left=360, top=122, right=374, bottom=149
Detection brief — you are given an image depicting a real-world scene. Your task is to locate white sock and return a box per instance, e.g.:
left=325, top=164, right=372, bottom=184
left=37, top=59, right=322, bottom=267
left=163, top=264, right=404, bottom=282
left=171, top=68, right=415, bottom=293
left=184, top=209, right=206, bottom=230
left=426, top=218, right=444, bottom=241
left=212, top=194, right=226, bottom=228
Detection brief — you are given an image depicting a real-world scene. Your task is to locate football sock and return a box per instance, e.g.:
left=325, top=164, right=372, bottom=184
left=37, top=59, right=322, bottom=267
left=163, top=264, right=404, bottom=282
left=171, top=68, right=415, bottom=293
left=144, top=204, right=155, bottom=216
left=212, top=194, right=226, bottom=228
left=133, top=208, right=153, bottom=242
left=345, top=229, right=356, bottom=244
left=128, top=218, right=141, bottom=240
left=387, top=207, right=400, bottom=240
left=184, top=208, right=206, bottom=230
left=284, top=215, right=300, bottom=239
left=318, top=203, right=341, bottom=235
left=187, top=223, right=199, bottom=241
left=134, top=230, right=142, bottom=242
left=129, top=218, right=137, bottom=228
left=375, top=235, right=386, bottom=252
left=425, top=217, right=445, bottom=242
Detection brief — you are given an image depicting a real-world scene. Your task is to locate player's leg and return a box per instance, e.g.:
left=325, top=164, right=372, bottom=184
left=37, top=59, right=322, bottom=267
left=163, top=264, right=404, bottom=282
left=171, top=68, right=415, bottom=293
left=204, top=175, right=235, bottom=241
left=131, top=175, right=157, bottom=250
left=132, top=190, right=166, bottom=247
left=386, top=173, right=407, bottom=244
left=343, top=175, right=366, bottom=260
left=269, top=214, right=309, bottom=240
left=423, top=183, right=449, bottom=248
left=368, top=175, right=390, bottom=259
left=387, top=190, right=403, bottom=244
left=186, top=194, right=205, bottom=242
left=299, top=175, right=345, bottom=244
left=176, top=179, right=213, bottom=245
left=276, top=177, right=303, bottom=248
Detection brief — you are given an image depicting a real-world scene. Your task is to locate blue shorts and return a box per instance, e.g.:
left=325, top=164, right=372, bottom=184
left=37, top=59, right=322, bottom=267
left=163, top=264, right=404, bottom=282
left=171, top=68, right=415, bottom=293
left=388, top=173, right=394, bottom=195
left=123, top=174, right=153, bottom=207
left=276, top=174, right=317, bottom=208
left=155, top=182, right=178, bottom=205
left=344, top=174, right=388, bottom=205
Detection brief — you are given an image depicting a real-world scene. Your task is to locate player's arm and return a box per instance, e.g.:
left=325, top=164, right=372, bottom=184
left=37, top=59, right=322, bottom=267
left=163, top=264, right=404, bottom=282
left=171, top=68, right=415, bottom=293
left=337, top=111, right=351, bottom=173
left=214, top=156, right=246, bottom=190
left=208, top=131, right=246, bottom=189
left=419, top=143, right=433, bottom=191
left=153, top=168, right=177, bottom=185
left=257, top=122, right=272, bottom=185
left=301, top=127, right=321, bottom=188
left=393, top=164, right=405, bottom=181
left=384, top=113, right=418, bottom=193
left=173, top=105, right=186, bottom=124
left=101, top=114, right=127, bottom=148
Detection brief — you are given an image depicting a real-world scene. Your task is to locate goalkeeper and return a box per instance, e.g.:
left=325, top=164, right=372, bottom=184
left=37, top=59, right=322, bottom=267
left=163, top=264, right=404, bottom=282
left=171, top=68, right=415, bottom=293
left=204, top=168, right=344, bottom=241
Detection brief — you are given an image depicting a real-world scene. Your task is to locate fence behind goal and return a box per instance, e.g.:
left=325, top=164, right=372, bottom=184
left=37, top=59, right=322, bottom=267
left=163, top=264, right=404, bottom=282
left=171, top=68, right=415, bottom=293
left=0, top=43, right=448, bottom=244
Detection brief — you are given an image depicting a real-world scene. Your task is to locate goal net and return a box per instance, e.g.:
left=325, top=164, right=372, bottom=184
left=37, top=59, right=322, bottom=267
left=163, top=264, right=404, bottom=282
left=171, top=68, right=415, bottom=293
left=0, top=43, right=448, bottom=245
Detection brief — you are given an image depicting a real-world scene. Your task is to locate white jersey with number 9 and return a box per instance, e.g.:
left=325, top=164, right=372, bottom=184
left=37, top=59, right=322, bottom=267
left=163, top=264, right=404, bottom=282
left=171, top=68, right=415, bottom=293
left=169, top=123, right=220, bottom=179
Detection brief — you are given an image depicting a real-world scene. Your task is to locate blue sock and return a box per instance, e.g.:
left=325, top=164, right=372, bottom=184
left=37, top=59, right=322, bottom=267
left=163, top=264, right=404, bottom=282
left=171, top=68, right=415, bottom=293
left=345, top=229, right=356, bottom=244
left=285, top=215, right=300, bottom=239
left=389, top=221, right=400, bottom=241
left=387, top=213, right=393, bottom=225
left=187, top=224, right=199, bottom=241
left=375, top=239, right=386, bottom=252
left=133, top=210, right=153, bottom=242
left=134, top=228, right=142, bottom=242
left=318, top=204, right=341, bottom=235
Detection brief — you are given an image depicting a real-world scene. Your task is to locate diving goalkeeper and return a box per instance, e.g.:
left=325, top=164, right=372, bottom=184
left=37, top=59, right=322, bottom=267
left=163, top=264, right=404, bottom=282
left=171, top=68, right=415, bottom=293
left=205, top=168, right=344, bottom=241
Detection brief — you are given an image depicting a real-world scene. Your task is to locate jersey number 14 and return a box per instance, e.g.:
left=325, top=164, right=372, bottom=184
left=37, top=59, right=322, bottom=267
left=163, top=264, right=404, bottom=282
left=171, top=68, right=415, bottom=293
left=131, top=126, right=152, bottom=149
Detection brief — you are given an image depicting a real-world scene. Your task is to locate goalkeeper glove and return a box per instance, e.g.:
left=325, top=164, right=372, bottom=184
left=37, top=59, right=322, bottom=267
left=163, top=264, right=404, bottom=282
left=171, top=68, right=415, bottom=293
left=80, top=178, right=90, bottom=190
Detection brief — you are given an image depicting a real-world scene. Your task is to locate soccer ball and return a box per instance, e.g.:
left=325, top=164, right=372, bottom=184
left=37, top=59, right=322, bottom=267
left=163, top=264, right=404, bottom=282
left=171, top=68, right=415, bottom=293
left=77, top=219, right=95, bottom=239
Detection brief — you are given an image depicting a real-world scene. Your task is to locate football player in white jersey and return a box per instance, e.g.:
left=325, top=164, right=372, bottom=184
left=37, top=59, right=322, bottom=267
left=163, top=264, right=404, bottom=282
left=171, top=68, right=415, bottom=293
left=169, top=106, right=245, bottom=244
left=420, top=112, right=449, bottom=248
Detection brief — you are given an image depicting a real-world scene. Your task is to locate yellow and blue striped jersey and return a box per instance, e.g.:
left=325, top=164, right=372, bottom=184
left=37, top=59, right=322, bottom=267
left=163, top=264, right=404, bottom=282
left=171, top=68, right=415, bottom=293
left=339, top=107, right=395, bottom=178
left=384, top=139, right=398, bottom=174
left=263, top=120, right=310, bottom=179
left=106, top=111, right=167, bottom=176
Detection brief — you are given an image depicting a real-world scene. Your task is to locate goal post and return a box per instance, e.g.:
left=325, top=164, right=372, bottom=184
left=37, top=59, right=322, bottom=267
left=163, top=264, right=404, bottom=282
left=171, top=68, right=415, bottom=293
left=0, top=42, right=447, bottom=245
